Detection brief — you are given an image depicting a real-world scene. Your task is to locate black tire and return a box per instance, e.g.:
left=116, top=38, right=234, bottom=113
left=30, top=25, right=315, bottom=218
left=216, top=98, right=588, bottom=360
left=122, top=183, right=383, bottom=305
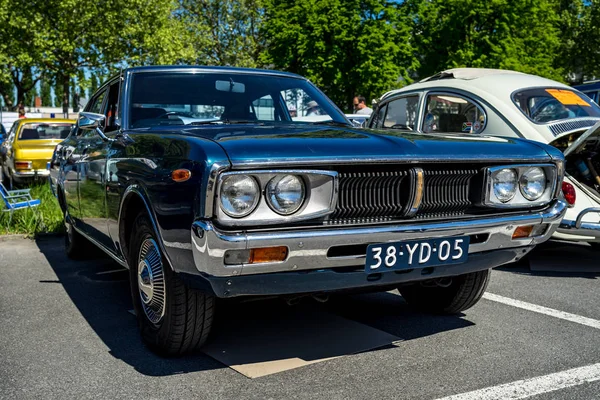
left=398, top=269, right=490, bottom=314
left=588, top=242, right=600, bottom=251
left=128, top=213, right=214, bottom=356
left=64, top=215, right=92, bottom=259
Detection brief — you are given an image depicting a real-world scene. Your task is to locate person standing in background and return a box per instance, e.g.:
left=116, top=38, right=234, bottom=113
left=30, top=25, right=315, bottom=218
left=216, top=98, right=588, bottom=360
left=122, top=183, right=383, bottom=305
left=353, top=95, right=372, bottom=115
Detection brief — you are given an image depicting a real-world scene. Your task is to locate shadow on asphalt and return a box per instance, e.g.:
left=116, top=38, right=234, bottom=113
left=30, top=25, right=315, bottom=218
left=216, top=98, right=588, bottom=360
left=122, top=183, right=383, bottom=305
left=35, top=236, right=475, bottom=377
left=498, top=240, right=600, bottom=279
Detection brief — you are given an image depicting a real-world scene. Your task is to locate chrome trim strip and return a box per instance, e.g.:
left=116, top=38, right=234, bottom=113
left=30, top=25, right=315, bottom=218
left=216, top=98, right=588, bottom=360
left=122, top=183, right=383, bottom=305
left=203, top=161, right=231, bottom=219
left=72, top=224, right=127, bottom=267
left=231, top=157, right=554, bottom=169
left=405, top=167, right=424, bottom=217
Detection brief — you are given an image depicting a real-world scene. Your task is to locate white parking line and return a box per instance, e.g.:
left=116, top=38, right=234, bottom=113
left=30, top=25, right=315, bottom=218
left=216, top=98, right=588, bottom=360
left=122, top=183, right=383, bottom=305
left=483, top=292, right=600, bottom=330
left=435, top=362, right=600, bottom=400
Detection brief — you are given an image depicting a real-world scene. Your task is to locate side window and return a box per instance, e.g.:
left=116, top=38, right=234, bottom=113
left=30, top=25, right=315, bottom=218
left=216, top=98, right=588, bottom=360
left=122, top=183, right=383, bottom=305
left=104, top=81, right=121, bottom=132
left=88, top=90, right=107, bottom=115
left=382, top=96, right=419, bottom=130
left=422, top=93, right=486, bottom=134
left=371, top=104, right=386, bottom=128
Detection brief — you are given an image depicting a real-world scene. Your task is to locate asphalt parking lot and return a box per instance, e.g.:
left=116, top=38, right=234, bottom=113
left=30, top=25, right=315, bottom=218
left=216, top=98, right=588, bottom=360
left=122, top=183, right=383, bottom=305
left=1, top=237, right=599, bottom=400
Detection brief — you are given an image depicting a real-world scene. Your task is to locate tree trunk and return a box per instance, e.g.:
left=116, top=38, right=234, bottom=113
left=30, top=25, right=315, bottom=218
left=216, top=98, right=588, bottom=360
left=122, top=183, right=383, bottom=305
left=62, top=74, right=70, bottom=118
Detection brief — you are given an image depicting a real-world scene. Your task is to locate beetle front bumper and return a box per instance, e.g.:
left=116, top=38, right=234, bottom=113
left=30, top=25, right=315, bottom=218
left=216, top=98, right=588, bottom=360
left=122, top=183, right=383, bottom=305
left=558, top=207, right=600, bottom=241
left=187, top=200, right=567, bottom=297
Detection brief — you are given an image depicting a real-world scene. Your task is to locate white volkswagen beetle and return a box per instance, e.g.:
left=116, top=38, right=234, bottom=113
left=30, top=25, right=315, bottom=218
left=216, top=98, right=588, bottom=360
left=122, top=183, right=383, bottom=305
left=370, top=68, right=600, bottom=249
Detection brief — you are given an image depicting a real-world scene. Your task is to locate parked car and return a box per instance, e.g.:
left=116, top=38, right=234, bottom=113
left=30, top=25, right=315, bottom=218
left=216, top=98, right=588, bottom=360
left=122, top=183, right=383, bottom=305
left=345, top=113, right=370, bottom=127
left=573, top=81, right=600, bottom=104
left=0, top=118, right=75, bottom=186
left=51, top=66, right=566, bottom=355
left=370, top=68, right=600, bottom=249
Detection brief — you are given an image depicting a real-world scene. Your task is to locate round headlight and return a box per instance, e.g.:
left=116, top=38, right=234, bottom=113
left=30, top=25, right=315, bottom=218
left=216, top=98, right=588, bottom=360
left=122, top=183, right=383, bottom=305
left=266, top=175, right=305, bottom=215
left=492, top=168, right=517, bottom=203
left=519, top=167, right=546, bottom=201
left=219, top=175, right=260, bottom=218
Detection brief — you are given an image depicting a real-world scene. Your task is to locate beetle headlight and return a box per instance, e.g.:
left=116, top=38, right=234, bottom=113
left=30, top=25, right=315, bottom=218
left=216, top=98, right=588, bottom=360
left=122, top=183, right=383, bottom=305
left=219, top=175, right=260, bottom=217
left=492, top=168, right=517, bottom=203
left=266, top=175, right=306, bottom=215
left=519, top=167, right=546, bottom=201
left=485, top=164, right=556, bottom=207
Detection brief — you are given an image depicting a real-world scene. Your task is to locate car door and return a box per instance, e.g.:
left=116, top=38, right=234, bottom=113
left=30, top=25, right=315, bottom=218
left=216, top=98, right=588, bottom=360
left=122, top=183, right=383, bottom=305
left=370, top=94, right=421, bottom=131
left=78, top=80, right=119, bottom=251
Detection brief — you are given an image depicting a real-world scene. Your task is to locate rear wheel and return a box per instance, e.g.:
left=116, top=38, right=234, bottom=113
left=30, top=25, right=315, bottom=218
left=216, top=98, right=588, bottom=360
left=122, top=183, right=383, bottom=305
left=398, top=269, right=490, bottom=314
left=128, top=213, right=215, bottom=356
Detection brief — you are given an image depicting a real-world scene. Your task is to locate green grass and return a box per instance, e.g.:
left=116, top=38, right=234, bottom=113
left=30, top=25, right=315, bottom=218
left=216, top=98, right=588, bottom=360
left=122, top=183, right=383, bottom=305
left=0, top=183, right=65, bottom=236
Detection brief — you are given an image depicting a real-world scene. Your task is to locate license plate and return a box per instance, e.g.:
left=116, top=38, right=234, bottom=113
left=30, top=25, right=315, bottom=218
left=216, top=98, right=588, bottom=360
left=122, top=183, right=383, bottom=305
left=365, top=236, right=469, bottom=273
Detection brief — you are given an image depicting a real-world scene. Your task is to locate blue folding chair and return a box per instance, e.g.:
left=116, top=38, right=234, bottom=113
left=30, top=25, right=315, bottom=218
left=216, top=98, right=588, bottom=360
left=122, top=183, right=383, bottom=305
left=0, top=183, right=41, bottom=227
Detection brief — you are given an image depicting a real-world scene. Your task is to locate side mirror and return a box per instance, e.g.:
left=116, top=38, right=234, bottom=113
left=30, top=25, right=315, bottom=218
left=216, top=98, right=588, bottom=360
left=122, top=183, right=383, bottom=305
left=78, top=112, right=112, bottom=142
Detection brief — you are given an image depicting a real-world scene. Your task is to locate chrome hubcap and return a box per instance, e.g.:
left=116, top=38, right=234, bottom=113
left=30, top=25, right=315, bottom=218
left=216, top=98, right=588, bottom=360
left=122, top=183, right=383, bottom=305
left=137, top=238, right=166, bottom=324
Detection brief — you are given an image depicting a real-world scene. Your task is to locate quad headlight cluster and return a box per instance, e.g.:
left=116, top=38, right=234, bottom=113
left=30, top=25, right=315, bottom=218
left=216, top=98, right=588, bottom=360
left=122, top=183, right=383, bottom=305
left=485, top=164, right=557, bottom=207
left=216, top=170, right=336, bottom=226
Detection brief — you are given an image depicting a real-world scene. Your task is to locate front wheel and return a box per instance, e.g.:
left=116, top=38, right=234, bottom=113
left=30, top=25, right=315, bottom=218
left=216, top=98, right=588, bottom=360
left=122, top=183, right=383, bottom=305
left=128, top=213, right=215, bottom=356
left=398, top=269, right=490, bottom=314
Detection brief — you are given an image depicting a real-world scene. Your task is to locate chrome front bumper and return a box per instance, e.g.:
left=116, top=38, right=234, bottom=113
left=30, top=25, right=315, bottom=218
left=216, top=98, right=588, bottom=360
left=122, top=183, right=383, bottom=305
left=190, top=200, right=567, bottom=279
left=558, top=207, right=600, bottom=239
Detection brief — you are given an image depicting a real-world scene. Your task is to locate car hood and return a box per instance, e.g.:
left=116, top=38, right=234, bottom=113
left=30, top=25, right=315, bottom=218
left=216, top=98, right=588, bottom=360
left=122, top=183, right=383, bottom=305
left=173, top=125, right=554, bottom=167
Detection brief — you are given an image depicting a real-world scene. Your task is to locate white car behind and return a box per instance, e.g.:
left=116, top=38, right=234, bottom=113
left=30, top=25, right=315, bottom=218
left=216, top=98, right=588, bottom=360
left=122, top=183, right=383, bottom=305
left=370, top=68, right=600, bottom=249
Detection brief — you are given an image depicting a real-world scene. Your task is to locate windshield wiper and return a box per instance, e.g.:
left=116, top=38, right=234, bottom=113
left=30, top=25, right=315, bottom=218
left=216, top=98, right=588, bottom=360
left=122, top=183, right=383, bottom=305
left=310, top=120, right=352, bottom=127
left=190, top=119, right=265, bottom=126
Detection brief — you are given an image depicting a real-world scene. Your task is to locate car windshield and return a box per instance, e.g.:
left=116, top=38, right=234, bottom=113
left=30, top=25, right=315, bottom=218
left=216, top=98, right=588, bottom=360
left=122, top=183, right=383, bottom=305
left=512, top=88, right=600, bottom=124
left=128, top=71, right=349, bottom=129
left=18, top=123, right=74, bottom=140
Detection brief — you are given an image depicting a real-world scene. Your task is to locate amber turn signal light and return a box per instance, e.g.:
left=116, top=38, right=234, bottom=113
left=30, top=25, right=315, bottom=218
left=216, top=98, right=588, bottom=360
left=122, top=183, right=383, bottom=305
left=172, top=169, right=191, bottom=182
left=512, top=225, right=533, bottom=239
left=248, top=246, right=288, bottom=264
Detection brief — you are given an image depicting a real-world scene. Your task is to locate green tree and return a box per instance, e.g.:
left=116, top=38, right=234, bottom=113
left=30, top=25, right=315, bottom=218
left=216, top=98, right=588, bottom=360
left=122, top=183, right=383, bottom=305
left=14, top=0, right=190, bottom=115
left=409, top=0, right=563, bottom=81
left=176, top=0, right=264, bottom=67
left=40, top=79, right=52, bottom=107
left=261, top=0, right=416, bottom=110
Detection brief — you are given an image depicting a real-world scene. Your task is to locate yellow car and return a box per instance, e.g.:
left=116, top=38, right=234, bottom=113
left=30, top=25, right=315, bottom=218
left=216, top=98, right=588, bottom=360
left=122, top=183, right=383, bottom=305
left=0, top=118, right=75, bottom=185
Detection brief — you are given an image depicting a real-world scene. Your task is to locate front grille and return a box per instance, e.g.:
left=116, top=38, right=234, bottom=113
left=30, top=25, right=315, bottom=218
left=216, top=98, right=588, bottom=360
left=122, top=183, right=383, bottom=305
left=417, top=169, right=478, bottom=217
left=331, top=171, right=408, bottom=220
left=328, top=166, right=481, bottom=224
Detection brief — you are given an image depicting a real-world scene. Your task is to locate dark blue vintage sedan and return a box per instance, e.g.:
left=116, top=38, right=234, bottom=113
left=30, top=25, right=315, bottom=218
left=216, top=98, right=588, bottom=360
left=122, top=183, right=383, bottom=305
left=51, top=66, right=567, bottom=355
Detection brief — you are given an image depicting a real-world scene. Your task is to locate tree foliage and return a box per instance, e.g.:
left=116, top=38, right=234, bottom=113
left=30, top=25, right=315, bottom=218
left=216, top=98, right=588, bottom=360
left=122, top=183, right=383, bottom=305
left=409, top=0, right=564, bottom=81
left=176, top=0, right=264, bottom=67
left=261, top=0, right=416, bottom=110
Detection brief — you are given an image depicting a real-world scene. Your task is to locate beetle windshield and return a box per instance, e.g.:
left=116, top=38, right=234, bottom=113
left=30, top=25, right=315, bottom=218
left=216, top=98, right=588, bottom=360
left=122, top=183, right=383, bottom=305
left=18, top=123, right=74, bottom=140
left=128, top=71, right=349, bottom=129
left=512, top=88, right=600, bottom=124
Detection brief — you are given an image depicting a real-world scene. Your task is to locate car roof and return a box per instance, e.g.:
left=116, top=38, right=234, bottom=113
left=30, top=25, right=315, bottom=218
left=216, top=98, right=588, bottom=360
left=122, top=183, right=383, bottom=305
left=573, top=81, right=600, bottom=92
left=126, top=65, right=305, bottom=80
left=380, top=68, right=572, bottom=101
